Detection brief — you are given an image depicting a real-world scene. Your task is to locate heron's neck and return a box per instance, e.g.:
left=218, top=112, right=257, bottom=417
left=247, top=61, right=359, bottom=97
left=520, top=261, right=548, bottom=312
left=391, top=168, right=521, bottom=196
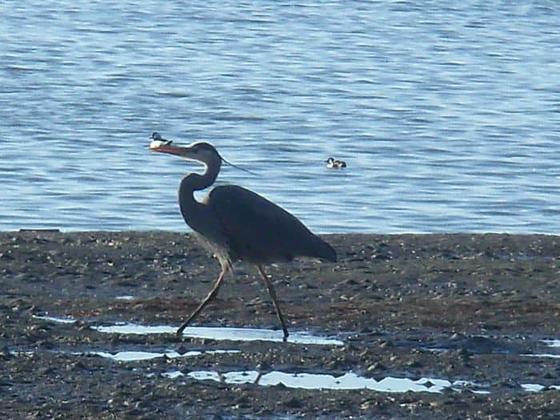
left=178, top=159, right=221, bottom=232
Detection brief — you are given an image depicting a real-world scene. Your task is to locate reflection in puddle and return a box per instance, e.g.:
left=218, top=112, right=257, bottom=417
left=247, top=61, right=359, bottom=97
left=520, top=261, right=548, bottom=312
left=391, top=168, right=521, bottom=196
left=33, top=314, right=77, bottom=324
left=10, top=351, right=34, bottom=356
left=163, top=370, right=489, bottom=394
left=9, top=349, right=238, bottom=362
left=91, top=349, right=239, bottom=362
left=527, top=339, right=560, bottom=359
left=522, top=353, right=560, bottom=359
left=92, top=322, right=343, bottom=346
left=522, top=383, right=560, bottom=392
left=163, top=371, right=184, bottom=379
left=542, top=339, right=560, bottom=348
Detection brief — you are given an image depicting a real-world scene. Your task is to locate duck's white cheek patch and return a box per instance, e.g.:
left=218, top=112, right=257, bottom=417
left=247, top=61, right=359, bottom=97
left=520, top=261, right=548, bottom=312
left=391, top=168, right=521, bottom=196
left=150, top=140, right=167, bottom=149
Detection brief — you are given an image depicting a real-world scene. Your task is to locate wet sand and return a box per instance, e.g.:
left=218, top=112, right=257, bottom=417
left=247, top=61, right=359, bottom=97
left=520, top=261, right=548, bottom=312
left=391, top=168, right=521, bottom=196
left=2, top=231, right=560, bottom=418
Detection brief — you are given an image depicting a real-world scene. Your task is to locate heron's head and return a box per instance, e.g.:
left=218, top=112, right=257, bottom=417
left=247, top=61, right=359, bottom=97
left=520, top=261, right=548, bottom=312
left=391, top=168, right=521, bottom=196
left=150, top=133, right=221, bottom=165
left=149, top=132, right=256, bottom=175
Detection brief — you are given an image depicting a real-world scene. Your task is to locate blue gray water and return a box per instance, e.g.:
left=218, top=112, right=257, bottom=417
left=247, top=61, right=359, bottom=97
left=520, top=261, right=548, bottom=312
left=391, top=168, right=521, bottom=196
left=2, top=1, right=559, bottom=233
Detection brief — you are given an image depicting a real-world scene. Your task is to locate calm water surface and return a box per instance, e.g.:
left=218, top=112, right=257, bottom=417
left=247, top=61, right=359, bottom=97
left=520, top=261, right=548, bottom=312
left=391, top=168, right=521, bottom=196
left=1, top=1, right=559, bottom=233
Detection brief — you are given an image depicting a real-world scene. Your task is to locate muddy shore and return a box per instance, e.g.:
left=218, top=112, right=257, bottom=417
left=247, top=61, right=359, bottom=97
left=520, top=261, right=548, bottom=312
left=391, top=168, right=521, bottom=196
left=1, top=231, right=560, bottom=418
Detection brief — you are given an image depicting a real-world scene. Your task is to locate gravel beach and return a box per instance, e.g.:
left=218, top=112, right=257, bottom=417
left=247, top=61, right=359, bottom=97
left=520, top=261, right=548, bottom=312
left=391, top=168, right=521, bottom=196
left=2, top=231, right=560, bottom=418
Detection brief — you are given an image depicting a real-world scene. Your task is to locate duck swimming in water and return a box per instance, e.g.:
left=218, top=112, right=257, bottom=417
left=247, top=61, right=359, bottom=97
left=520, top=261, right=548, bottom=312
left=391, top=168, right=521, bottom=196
left=325, top=157, right=347, bottom=169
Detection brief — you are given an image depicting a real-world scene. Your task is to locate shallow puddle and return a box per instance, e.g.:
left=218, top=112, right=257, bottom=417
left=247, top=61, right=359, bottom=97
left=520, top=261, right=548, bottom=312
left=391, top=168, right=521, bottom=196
left=164, top=369, right=489, bottom=394
left=33, top=314, right=77, bottom=324
left=115, top=295, right=135, bottom=301
left=32, top=313, right=343, bottom=345
left=10, top=348, right=239, bottom=362
left=521, top=383, right=560, bottom=392
left=521, top=339, right=560, bottom=359
left=89, top=349, right=239, bottom=362
left=27, top=314, right=560, bottom=395
left=542, top=339, right=560, bottom=348
left=92, top=322, right=343, bottom=346
left=522, top=353, right=560, bottom=359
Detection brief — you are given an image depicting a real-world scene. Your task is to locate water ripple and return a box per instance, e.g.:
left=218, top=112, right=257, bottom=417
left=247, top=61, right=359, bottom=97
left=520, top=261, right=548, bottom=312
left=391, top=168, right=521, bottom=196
left=1, top=1, right=560, bottom=233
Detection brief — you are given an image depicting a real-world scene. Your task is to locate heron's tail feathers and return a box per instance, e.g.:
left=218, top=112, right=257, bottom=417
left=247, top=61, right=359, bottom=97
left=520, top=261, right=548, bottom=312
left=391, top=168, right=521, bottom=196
left=310, top=236, right=337, bottom=262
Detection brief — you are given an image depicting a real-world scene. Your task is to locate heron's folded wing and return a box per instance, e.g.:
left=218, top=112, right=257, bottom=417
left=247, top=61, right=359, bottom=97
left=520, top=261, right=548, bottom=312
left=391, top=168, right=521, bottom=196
left=207, top=185, right=317, bottom=262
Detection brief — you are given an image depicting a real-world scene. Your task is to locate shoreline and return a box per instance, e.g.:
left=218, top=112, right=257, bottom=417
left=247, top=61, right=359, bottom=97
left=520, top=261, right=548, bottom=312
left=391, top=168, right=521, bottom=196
left=2, top=231, right=560, bottom=417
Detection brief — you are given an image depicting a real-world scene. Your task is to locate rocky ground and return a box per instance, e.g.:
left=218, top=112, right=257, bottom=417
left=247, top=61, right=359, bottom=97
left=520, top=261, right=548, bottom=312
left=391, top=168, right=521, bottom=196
left=1, top=231, right=560, bottom=418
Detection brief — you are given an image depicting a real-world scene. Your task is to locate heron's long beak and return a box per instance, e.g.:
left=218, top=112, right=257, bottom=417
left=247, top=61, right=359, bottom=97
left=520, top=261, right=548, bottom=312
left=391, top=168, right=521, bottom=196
left=149, top=142, right=192, bottom=157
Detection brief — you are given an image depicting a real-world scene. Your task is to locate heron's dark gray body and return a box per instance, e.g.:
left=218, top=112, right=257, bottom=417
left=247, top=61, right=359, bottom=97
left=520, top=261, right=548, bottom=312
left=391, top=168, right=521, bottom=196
left=198, top=185, right=336, bottom=265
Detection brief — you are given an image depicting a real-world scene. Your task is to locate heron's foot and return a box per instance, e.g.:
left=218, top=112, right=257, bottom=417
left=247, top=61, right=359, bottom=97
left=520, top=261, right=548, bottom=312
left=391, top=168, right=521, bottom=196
left=176, top=324, right=188, bottom=337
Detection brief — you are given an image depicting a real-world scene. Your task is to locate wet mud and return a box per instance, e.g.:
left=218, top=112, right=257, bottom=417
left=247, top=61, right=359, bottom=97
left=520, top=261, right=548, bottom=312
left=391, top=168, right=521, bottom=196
left=2, top=231, right=560, bottom=418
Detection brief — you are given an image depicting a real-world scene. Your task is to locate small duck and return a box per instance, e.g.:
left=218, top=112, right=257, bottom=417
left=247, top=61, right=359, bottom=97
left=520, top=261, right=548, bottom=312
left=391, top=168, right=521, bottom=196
left=149, top=132, right=173, bottom=149
left=325, top=157, right=347, bottom=169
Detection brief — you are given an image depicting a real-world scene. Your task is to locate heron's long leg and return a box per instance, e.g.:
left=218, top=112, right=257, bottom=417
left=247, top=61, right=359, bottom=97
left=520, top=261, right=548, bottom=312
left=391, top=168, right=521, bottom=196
left=257, top=265, right=289, bottom=340
left=176, top=266, right=228, bottom=336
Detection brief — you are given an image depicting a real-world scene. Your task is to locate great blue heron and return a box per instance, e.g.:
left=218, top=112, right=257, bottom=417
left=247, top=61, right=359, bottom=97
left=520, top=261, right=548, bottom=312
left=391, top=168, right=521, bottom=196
left=149, top=132, right=336, bottom=339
